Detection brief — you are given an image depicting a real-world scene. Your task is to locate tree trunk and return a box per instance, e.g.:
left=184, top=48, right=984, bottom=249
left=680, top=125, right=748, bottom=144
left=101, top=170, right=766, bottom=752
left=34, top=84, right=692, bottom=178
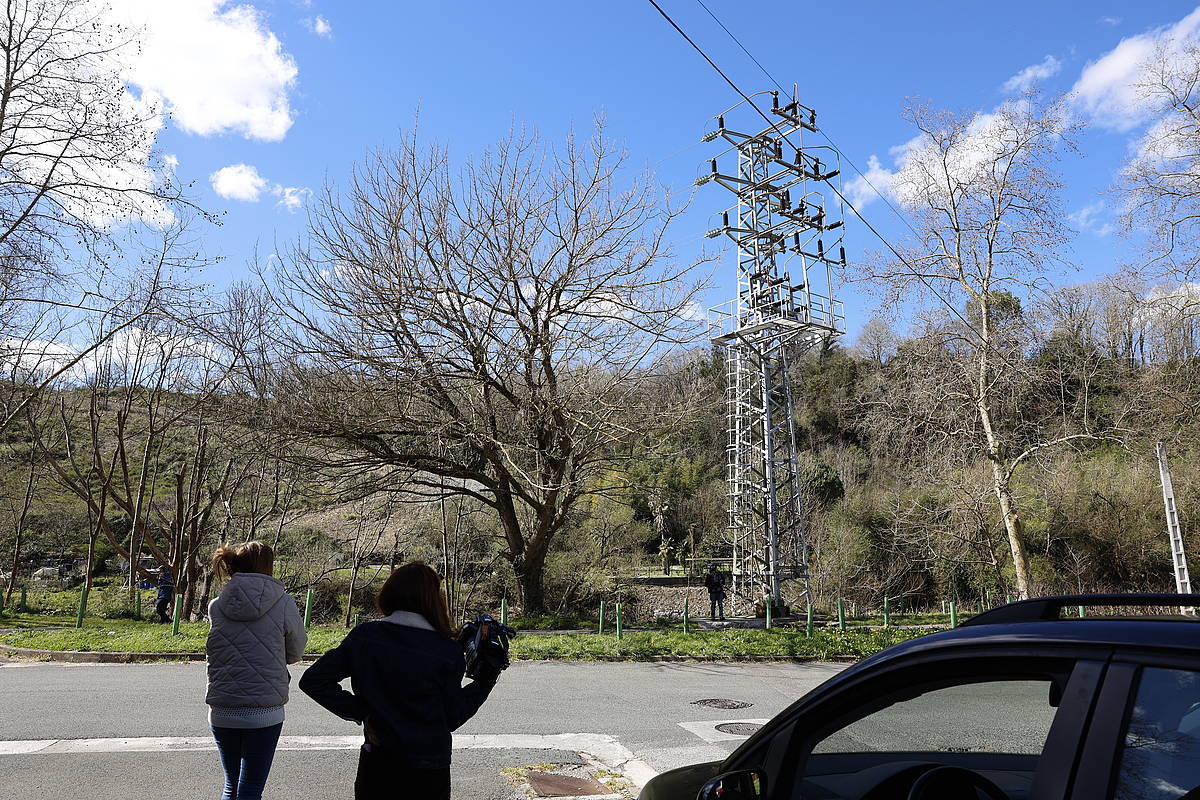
left=5, top=453, right=36, bottom=606
left=989, top=460, right=1031, bottom=599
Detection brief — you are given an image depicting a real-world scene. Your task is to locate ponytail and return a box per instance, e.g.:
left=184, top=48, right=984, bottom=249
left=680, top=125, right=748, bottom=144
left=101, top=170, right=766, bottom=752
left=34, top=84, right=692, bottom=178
left=211, top=540, right=274, bottom=582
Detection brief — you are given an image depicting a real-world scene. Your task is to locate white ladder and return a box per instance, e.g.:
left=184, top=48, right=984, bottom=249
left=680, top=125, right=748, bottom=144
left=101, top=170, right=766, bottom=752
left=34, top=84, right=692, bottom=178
left=1156, top=442, right=1194, bottom=612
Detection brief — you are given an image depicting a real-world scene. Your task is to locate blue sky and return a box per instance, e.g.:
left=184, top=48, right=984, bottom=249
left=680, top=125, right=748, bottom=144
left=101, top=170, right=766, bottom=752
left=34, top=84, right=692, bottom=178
left=132, top=1, right=1200, bottom=340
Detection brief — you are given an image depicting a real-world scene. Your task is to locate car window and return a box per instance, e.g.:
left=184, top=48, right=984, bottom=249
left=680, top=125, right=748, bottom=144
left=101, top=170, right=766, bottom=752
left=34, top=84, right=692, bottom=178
left=796, top=676, right=1066, bottom=800
left=812, top=679, right=1058, bottom=756
left=1114, top=667, right=1200, bottom=800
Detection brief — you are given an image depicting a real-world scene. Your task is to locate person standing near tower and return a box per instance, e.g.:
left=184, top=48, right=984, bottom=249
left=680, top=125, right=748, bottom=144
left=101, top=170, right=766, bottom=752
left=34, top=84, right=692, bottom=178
left=704, top=565, right=726, bottom=621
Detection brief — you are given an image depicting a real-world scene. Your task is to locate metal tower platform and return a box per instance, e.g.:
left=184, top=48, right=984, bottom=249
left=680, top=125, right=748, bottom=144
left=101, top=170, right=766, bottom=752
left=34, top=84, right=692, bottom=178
left=698, top=88, right=846, bottom=613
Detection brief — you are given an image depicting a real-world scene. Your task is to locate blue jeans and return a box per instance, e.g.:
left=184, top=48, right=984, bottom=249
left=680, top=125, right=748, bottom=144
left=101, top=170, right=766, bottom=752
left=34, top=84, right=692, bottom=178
left=710, top=594, right=725, bottom=619
left=211, top=723, right=283, bottom=800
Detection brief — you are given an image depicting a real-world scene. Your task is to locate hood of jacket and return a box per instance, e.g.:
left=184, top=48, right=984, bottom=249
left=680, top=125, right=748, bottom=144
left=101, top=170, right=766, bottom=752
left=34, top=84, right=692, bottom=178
left=215, top=572, right=286, bottom=621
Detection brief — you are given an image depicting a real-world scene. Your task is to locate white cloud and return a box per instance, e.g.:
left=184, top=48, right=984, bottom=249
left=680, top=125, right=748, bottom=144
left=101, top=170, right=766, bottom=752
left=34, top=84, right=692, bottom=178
left=210, top=163, right=268, bottom=202
left=845, top=154, right=897, bottom=209
left=210, top=164, right=310, bottom=211
left=110, top=1, right=299, bottom=141
left=273, top=185, right=312, bottom=212
left=1068, top=201, right=1116, bottom=237
left=1071, top=8, right=1200, bottom=131
left=1002, top=55, right=1062, bottom=93
left=306, top=15, right=332, bottom=37
left=1099, top=16, right=1122, bottom=27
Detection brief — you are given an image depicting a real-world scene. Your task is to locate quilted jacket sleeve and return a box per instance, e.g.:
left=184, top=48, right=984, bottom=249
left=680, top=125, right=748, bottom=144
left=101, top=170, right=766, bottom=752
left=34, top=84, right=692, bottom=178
left=283, top=596, right=307, bottom=664
left=299, top=634, right=367, bottom=723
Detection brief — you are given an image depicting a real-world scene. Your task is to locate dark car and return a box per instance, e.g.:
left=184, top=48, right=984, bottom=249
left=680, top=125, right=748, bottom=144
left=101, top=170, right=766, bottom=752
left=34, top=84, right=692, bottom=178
left=639, top=594, right=1200, bottom=800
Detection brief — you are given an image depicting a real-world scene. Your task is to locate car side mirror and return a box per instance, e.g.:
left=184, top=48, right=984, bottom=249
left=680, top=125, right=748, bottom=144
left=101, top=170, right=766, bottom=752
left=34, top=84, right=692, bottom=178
left=697, top=769, right=766, bottom=800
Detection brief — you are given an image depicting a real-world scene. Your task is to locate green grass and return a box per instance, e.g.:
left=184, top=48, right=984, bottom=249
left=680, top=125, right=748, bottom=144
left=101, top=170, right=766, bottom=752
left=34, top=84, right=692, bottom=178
left=0, top=611, right=944, bottom=661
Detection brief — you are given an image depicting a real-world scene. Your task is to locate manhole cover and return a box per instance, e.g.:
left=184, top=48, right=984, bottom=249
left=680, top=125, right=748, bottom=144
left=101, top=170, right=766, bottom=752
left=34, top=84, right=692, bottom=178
left=526, top=771, right=611, bottom=797
left=715, top=722, right=763, bottom=736
left=692, top=698, right=753, bottom=709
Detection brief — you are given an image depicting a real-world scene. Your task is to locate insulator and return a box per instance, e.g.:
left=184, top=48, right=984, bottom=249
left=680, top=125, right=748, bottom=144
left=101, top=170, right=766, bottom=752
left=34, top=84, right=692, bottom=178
left=794, top=149, right=802, bottom=165
left=813, top=158, right=822, bottom=176
left=723, top=211, right=729, bottom=227
left=798, top=201, right=806, bottom=216
left=810, top=110, right=817, bottom=127
left=775, top=141, right=783, bottom=159
left=772, top=93, right=779, bottom=110
left=718, top=115, right=725, bottom=130
left=782, top=190, right=790, bottom=208
left=710, top=159, right=717, bottom=174
left=792, top=233, right=800, bottom=248
left=839, top=246, right=847, bottom=266
left=818, top=239, right=825, bottom=258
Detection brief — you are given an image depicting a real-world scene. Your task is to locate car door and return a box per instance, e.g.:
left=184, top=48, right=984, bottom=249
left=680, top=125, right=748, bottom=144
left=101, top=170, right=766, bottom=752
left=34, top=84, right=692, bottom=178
left=738, top=651, right=1106, bottom=800
left=1069, top=650, right=1200, bottom=800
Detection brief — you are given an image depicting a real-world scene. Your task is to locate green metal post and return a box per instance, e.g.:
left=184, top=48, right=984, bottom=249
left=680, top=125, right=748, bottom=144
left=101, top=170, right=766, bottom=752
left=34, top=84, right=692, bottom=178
left=303, top=588, right=314, bottom=628
left=950, top=601, right=958, bottom=628
left=977, top=599, right=984, bottom=615
left=74, top=586, right=89, bottom=629
left=683, top=596, right=689, bottom=634
left=941, top=599, right=947, bottom=614
left=764, top=595, right=772, bottom=629
left=134, top=589, right=142, bottom=620
left=1006, top=594, right=1013, bottom=605
left=0, top=590, right=4, bottom=614
left=836, top=598, right=846, bottom=630
left=171, top=594, right=183, bottom=635
left=883, top=595, right=891, bottom=628
left=353, top=613, right=361, bottom=628
left=986, top=590, right=992, bottom=608
left=805, top=603, right=814, bottom=636
left=18, top=586, right=27, bottom=612
left=1077, top=605, right=1086, bottom=618
left=500, top=597, right=508, bottom=627
left=615, top=603, right=623, bottom=640
left=599, top=600, right=606, bottom=635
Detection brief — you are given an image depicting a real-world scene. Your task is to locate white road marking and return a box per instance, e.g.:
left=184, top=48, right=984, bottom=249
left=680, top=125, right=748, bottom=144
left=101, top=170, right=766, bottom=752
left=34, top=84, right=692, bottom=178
left=677, top=719, right=770, bottom=743
left=0, top=733, right=659, bottom=788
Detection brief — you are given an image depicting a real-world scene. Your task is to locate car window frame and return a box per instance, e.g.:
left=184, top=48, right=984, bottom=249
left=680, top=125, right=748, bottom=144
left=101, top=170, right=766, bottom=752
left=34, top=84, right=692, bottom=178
left=763, top=650, right=1106, bottom=800
left=1071, top=649, right=1200, bottom=800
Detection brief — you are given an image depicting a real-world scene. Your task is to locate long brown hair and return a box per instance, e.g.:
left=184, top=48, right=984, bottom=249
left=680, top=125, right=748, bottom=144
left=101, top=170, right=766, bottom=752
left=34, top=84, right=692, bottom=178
left=212, top=541, right=274, bottom=582
left=376, top=562, right=454, bottom=637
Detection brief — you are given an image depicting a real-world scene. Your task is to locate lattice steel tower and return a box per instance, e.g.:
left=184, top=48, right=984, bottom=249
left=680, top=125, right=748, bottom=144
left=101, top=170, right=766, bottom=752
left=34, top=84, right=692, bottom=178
left=698, top=88, right=846, bottom=612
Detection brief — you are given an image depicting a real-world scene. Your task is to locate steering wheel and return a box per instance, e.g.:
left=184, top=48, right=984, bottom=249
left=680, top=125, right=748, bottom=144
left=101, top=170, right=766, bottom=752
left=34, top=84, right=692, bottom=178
left=907, top=765, right=1009, bottom=800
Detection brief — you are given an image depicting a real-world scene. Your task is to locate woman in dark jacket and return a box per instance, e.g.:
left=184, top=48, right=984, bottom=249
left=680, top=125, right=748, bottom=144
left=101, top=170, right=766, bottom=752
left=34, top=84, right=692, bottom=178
left=299, top=562, right=497, bottom=800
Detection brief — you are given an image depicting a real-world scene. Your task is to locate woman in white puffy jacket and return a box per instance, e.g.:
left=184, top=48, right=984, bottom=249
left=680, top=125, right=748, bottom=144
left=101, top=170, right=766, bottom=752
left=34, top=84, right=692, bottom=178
left=206, top=541, right=307, bottom=800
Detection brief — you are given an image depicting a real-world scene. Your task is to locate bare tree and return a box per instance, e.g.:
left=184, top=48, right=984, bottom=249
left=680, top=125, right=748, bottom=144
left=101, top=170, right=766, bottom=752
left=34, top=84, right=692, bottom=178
left=1118, top=43, right=1200, bottom=282
left=856, top=95, right=1099, bottom=598
left=257, top=123, right=708, bottom=612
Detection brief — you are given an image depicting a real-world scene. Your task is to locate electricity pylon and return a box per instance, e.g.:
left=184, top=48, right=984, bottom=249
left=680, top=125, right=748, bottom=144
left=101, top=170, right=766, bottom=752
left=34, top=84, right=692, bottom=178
left=698, top=87, right=846, bottom=612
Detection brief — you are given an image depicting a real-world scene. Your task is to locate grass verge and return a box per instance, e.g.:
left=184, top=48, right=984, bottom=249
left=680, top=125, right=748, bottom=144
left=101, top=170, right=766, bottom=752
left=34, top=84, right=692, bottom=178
left=0, top=612, right=940, bottom=660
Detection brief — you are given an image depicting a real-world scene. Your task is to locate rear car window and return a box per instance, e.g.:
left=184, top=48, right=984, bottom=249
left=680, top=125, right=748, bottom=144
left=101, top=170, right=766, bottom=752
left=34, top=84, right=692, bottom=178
left=1115, top=667, right=1200, bottom=800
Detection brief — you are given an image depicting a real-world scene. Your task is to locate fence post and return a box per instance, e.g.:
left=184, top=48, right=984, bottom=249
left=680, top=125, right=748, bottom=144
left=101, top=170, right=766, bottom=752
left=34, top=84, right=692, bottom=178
left=353, top=613, right=361, bottom=628
left=500, top=597, right=508, bottom=627
left=615, top=603, right=623, bottom=640
left=883, top=595, right=891, bottom=628
left=683, top=596, right=689, bottom=634
left=0, top=590, right=4, bottom=614
left=303, top=588, right=314, bottom=628
left=949, top=601, right=958, bottom=628
left=599, top=600, right=606, bottom=635
left=18, top=586, right=27, bottom=612
left=1006, top=594, right=1013, bottom=605
left=985, top=590, right=992, bottom=608
left=764, top=595, right=772, bottom=629
left=74, top=586, right=89, bottom=629
left=805, top=603, right=814, bottom=636
left=171, top=594, right=183, bottom=635
left=836, top=598, right=846, bottom=631
left=941, top=599, right=947, bottom=614
left=134, top=589, right=142, bottom=621
left=1077, top=605, right=1086, bottom=618
left=977, top=599, right=984, bottom=615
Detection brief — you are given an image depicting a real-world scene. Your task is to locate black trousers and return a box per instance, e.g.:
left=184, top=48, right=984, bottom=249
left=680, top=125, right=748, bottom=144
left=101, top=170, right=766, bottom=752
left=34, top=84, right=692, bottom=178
left=355, top=745, right=450, bottom=800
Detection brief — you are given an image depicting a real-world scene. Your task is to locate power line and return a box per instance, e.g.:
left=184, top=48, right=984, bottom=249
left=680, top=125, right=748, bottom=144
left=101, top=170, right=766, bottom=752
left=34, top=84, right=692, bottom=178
left=645, top=0, right=1019, bottom=366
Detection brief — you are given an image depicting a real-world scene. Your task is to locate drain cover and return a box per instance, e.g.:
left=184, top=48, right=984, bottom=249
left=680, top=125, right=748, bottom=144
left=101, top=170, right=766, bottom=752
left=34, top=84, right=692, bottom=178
left=692, top=698, right=753, bottom=709
left=715, top=722, right=763, bottom=736
left=526, top=771, right=610, bottom=797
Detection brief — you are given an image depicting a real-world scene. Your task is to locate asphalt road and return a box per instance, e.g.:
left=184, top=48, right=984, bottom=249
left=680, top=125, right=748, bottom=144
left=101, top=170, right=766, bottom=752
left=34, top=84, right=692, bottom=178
left=0, top=659, right=846, bottom=798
